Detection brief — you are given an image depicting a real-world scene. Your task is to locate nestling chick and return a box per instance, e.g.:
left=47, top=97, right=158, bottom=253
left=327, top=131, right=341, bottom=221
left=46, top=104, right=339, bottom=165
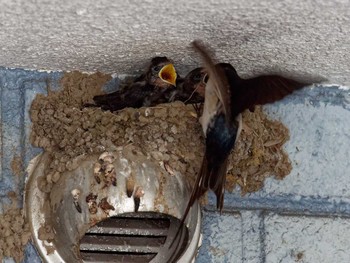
left=87, top=57, right=178, bottom=111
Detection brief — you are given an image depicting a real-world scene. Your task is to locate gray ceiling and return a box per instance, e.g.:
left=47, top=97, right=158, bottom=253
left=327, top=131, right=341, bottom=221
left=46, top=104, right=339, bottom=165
left=0, top=0, right=349, bottom=85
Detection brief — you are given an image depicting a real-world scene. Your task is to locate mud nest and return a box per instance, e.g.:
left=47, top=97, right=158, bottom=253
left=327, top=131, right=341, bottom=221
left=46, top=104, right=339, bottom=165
left=30, top=71, right=291, bottom=196
left=0, top=192, right=31, bottom=262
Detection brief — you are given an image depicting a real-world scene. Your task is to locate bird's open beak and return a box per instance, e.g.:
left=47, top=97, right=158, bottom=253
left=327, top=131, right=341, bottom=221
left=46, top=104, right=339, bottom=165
left=159, top=64, right=177, bottom=86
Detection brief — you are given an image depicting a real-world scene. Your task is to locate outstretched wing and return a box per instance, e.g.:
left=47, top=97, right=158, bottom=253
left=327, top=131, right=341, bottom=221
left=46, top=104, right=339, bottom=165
left=230, top=73, right=311, bottom=116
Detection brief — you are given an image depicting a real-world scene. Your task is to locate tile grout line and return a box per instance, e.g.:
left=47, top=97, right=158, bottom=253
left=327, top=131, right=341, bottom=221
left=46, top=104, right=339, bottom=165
left=241, top=210, right=264, bottom=263
left=259, top=211, right=266, bottom=263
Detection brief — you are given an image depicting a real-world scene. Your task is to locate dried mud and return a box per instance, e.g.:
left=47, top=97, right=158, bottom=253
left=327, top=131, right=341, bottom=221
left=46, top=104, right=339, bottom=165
left=0, top=192, right=31, bottom=262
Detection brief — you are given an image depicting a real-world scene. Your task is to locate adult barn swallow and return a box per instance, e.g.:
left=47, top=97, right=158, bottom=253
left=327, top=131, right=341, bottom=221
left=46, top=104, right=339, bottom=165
left=169, top=44, right=237, bottom=254
left=179, top=41, right=313, bottom=229
left=89, top=57, right=177, bottom=111
left=190, top=42, right=237, bottom=212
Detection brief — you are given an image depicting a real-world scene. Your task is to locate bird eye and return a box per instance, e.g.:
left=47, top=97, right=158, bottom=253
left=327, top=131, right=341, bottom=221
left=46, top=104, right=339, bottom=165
left=193, top=73, right=202, bottom=81
left=152, top=65, right=162, bottom=72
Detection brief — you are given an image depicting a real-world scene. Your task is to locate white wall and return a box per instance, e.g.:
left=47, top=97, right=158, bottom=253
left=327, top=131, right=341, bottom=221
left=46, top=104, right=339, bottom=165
left=0, top=0, right=349, bottom=85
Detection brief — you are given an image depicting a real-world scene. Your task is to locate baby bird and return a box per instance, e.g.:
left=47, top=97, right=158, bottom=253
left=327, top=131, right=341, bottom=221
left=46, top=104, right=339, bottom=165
left=89, top=56, right=177, bottom=112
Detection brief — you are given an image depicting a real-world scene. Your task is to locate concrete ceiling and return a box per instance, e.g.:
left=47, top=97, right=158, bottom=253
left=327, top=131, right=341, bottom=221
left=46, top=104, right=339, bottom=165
left=0, top=0, right=349, bottom=85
